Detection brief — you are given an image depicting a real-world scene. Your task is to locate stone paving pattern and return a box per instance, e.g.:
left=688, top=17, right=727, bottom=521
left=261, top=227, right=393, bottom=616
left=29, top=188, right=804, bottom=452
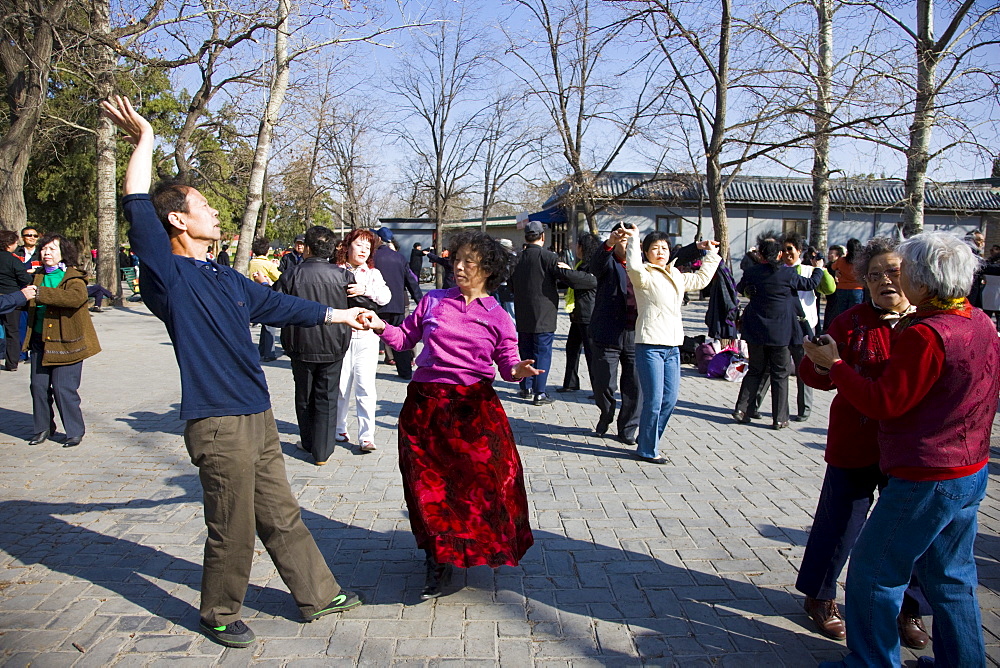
left=0, top=296, right=999, bottom=667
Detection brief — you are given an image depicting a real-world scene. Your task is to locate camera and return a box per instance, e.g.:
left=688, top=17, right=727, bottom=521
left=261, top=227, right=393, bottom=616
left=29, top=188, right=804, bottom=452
left=611, top=221, right=636, bottom=232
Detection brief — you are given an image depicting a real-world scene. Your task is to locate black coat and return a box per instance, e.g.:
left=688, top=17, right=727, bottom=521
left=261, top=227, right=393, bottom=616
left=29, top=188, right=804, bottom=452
left=0, top=250, right=31, bottom=295
left=274, top=258, right=352, bottom=363
left=511, top=244, right=596, bottom=333
left=278, top=251, right=303, bottom=275
left=374, top=245, right=422, bottom=316
left=409, top=248, right=425, bottom=277
left=705, top=263, right=740, bottom=339
left=737, top=263, right=823, bottom=346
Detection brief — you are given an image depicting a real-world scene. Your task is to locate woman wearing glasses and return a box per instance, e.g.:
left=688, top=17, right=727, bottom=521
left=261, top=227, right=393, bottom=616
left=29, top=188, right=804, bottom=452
left=796, top=237, right=927, bottom=648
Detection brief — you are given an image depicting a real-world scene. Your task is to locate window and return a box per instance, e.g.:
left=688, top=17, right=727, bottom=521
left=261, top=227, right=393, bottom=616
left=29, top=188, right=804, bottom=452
left=783, top=219, right=808, bottom=238
left=656, top=215, right=682, bottom=237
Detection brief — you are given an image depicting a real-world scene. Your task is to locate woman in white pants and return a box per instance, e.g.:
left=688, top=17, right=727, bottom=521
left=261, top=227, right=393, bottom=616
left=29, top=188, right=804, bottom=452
left=336, top=229, right=391, bottom=452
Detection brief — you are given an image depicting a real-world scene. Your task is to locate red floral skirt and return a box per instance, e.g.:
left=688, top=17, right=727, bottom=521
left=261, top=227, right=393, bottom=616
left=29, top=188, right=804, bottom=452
left=398, top=379, right=534, bottom=568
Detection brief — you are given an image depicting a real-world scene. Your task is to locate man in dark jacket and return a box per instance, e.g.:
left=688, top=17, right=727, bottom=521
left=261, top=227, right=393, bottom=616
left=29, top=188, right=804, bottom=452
left=409, top=242, right=426, bottom=278
left=216, top=243, right=231, bottom=267
left=275, top=226, right=354, bottom=465
left=374, top=227, right=422, bottom=380
left=278, top=234, right=306, bottom=274
left=511, top=221, right=597, bottom=406
left=588, top=225, right=640, bottom=441
left=0, top=229, right=31, bottom=370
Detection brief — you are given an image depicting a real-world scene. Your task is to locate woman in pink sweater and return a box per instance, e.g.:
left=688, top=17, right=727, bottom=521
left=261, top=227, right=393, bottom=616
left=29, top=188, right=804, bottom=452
left=363, top=231, right=540, bottom=599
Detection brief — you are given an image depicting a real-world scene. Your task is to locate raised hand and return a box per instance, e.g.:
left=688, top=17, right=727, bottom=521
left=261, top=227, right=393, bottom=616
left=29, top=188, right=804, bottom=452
left=697, top=240, right=720, bottom=251
left=99, top=95, right=153, bottom=146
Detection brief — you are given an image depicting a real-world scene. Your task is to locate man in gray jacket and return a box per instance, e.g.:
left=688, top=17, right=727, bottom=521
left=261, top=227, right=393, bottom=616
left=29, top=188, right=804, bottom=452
left=275, top=226, right=354, bottom=465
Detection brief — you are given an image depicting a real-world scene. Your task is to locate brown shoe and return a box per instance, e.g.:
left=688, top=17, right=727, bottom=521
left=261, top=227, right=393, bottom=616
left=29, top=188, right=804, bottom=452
left=897, top=613, right=929, bottom=649
left=804, top=596, right=846, bottom=640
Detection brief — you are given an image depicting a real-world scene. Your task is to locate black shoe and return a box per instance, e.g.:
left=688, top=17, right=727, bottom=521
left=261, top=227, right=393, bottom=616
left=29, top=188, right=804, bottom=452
left=307, top=591, right=363, bottom=620
left=594, top=417, right=611, bottom=436
left=732, top=411, right=751, bottom=425
left=793, top=408, right=811, bottom=422
left=533, top=393, right=554, bottom=406
left=556, top=386, right=578, bottom=393
left=260, top=356, right=277, bottom=363
left=421, top=557, right=453, bottom=600
left=774, top=421, right=790, bottom=430
left=749, top=410, right=762, bottom=419
left=517, top=389, right=531, bottom=399
left=28, top=431, right=49, bottom=445
left=634, top=452, right=669, bottom=465
left=618, top=433, right=637, bottom=446
left=200, top=619, right=256, bottom=648
left=62, top=436, right=83, bottom=448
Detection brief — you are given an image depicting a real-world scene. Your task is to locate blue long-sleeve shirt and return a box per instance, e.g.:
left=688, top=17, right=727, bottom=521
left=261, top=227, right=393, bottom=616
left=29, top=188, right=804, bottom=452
left=124, top=194, right=326, bottom=420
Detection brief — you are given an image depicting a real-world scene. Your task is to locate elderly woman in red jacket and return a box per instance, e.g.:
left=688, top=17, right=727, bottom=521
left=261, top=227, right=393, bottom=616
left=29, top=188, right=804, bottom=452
left=807, top=231, right=999, bottom=668
left=796, top=237, right=926, bottom=647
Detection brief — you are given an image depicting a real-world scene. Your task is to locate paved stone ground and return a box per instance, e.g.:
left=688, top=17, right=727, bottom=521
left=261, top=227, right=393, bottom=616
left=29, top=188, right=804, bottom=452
left=0, top=295, right=999, bottom=667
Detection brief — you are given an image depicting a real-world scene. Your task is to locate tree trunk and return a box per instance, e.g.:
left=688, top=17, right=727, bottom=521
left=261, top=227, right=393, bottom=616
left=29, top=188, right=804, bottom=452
left=809, top=0, right=833, bottom=251
left=706, top=0, right=731, bottom=258
left=706, top=159, right=729, bottom=255
left=233, top=0, right=290, bottom=274
left=902, top=0, right=937, bottom=237
left=0, top=1, right=69, bottom=231
left=93, top=0, right=121, bottom=303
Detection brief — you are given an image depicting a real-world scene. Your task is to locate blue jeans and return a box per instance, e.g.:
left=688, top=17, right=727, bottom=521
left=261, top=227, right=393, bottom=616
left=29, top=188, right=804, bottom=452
left=635, top=344, right=680, bottom=459
left=518, top=331, right=554, bottom=396
left=821, top=467, right=988, bottom=668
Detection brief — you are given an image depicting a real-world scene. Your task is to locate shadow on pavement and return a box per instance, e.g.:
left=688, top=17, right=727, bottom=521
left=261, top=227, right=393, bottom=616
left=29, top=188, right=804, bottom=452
left=0, top=477, right=848, bottom=663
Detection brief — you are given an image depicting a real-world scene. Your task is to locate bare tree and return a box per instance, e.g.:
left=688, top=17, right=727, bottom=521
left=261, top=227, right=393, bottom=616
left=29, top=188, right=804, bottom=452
left=474, top=91, right=545, bottom=231
left=747, top=0, right=902, bottom=250
left=508, top=0, right=668, bottom=236
left=878, top=0, right=1000, bottom=233
left=388, top=6, right=488, bottom=283
left=322, top=100, right=382, bottom=229
left=232, top=1, right=429, bottom=273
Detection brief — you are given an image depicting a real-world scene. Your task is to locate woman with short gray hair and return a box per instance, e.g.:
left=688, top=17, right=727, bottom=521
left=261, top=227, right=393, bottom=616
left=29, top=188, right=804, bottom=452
left=806, top=231, right=999, bottom=667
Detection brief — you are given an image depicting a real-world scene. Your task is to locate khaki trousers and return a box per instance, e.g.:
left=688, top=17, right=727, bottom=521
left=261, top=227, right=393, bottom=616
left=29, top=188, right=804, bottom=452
left=184, top=409, right=339, bottom=626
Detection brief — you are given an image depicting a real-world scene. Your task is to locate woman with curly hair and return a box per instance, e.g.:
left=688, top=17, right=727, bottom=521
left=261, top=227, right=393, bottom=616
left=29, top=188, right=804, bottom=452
left=362, top=231, right=540, bottom=599
left=23, top=234, right=101, bottom=447
left=335, top=228, right=390, bottom=453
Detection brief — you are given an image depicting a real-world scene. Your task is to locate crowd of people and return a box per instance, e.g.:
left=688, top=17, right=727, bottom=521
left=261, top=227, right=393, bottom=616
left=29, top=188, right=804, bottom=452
left=3, top=96, right=991, bottom=662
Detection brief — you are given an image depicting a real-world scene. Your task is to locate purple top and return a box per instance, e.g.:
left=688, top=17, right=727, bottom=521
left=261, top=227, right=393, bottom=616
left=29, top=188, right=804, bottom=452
left=380, top=287, right=520, bottom=386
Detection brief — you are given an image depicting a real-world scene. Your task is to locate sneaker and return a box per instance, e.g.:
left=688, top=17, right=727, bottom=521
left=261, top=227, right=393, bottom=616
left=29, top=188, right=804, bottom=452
left=359, top=441, right=377, bottom=453
left=200, top=619, right=256, bottom=648
left=335, top=433, right=349, bottom=443
left=307, top=591, right=363, bottom=621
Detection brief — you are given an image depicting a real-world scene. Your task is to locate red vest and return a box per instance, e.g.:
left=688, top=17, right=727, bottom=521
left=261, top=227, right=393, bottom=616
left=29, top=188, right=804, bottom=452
left=879, top=308, right=1000, bottom=476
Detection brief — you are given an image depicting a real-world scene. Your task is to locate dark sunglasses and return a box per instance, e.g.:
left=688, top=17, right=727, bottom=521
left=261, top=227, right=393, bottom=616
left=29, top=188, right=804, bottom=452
left=22, top=233, right=38, bottom=238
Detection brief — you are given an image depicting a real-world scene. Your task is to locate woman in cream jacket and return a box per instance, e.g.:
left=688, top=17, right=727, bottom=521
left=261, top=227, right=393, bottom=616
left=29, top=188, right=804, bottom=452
left=623, top=227, right=720, bottom=463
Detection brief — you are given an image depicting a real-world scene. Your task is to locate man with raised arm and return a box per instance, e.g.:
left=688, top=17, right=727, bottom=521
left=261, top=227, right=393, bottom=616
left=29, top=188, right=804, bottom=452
left=101, top=96, right=365, bottom=649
